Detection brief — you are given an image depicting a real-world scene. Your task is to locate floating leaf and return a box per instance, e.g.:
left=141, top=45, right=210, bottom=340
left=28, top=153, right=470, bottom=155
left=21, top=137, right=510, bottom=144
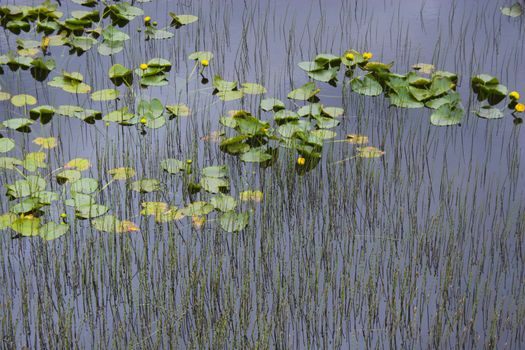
left=241, top=83, right=267, bottom=95
left=219, top=211, right=250, bottom=232
left=130, top=179, right=160, bottom=193
left=356, top=146, right=385, bottom=158
left=0, top=213, right=18, bottom=230
left=239, top=190, right=263, bottom=202
left=188, top=51, right=213, bottom=61
left=11, top=94, right=37, bottom=107
left=65, top=158, right=90, bottom=171
left=240, top=147, right=273, bottom=163
left=92, top=215, right=139, bottom=233
left=11, top=217, right=40, bottom=236
left=351, top=75, right=382, bottom=96
left=0, top=92, right=11, bottom=101
left=169, top=13, right=198, bottom=28
left=475, top=106, right=504, bottom=120
left=201, top=165, right=229, bottom=178
left=108, top=167, right=135, bottom=180
left=210, top=194, right=237, bottom=212
left=33, top=137, right=57, bottom=149
left=75, top=203, right=108, bottom=219
left=346, top=134, right=369, bottom=144
left=180, top=201, right=213, bottom=216
left=141, top=202, right=168, bottom=217
left=91, top=89, right=120, bottom=101
left=287, top=82, right=320, bottom=101
left=39, top=222, right=69, bottom=241
left=430, top=103, right=464, bottom=126
left=260, top=98, right=285, bottom=112
left=501, top=3, right=522, bottom=17
left=56, top=169, right=81, bottom=184
left=166, top=104, right=190, bottom=117
left=412, top=63, right=435, bottom=74
left=71, top=178, right=99, bottom=194
left=201, top=177, right=229, bottom=193
left=160, top=159, right=187, bottom=174
left=0, top=138, right=15, bottom=153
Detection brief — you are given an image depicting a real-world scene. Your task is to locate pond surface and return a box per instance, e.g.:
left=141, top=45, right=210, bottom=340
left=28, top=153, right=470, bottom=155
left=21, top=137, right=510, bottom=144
left=1, top=0, right=524, bottom=348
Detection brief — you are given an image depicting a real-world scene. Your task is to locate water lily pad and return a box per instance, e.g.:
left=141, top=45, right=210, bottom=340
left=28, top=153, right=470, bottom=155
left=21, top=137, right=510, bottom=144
left=169, top=13, right=198, bottom=28
left=65, top=158, right=90, bottom=171
left=475, top=106, right=504, bottom=119
left=160, top=159, right=187, bottom=174
left=11, top=94, right=37, bottom=107
left=201, top=177, right=230, bottom=193
left=311, top=129, right=336, bottom=140
left=180, top=201, right=213, bottom=216
left=0, top=138, right=15, bottom=153
left=130, top=179, right=160, bottom=193
left=11, top=217, right=40, bottom=236
left=412, top=63, right=435, bottom=74
left=33, top=137, right=57, bottom=149
left=240, top=147, right=273, bottom=163
left=0, top=213, right=18, bottom=230
left=39, top=222, right=69, bottom=241
left=75, top=203, right=108, bottom=219
left=430, top=103, right=464, bottom=126
left=166, top=104, right=190, bottom=117
left=346, top=134, right=369, bottom=144
left=71, top=178, right=99, bottom=194
left=0, top=92, right=11, bottom=101
left=241, top=83, right=267, bottom=95
left=219, top=211, right=249, bottom=232
left=287, top=82, right=320, bottom=101
left=217, top=90, right=244, bottom=102
left=0, top=157, right=23, bottom=170
left=92, top=215, right=139, bottom=233
left=29, top=105, right=55, bottom=123
left=239, top=190, right=263, bottom=202
left=188, top=51, right=213, bottom=61
left=108, top=167, right=135, bottom=180
left=260, top=98, right=285, bottom=112
left=91, top=89, right=120, bottom=101
left=210, top=194, right=237, bottom=212
left=201, top=165, right=229, bottom=178
left=141, top=202, right=168, bottom=217
left=56, top=169, right=81, bottom=184
left=501, top=3, right=522, bottom=17
left=356, top=146, right=385, bottom=158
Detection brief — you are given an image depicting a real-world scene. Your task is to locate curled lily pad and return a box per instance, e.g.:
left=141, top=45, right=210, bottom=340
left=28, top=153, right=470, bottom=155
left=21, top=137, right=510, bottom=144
left=109, top=64, right=133, bottom=86
left=3, top=118, right=33, bottom=132
left=29, top=105, right=55, bottom=123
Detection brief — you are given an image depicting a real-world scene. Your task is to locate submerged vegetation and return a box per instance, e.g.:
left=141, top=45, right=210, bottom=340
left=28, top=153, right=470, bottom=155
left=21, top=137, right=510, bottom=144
left=0, top=0, right=524, bottom=348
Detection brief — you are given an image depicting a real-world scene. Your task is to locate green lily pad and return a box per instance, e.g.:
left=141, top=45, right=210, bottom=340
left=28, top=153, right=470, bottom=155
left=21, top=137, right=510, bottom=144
left=240, top=147, right=273, bottom=163
left=180, top=201, right=214, bottom=216
left=130, top=179, right=160, bottom=193
left=430, top=103, right=464, bottom=126
left=241, top=83, right=267, bottom=95
left=219, top=211, right=250, bottom=232
left=11, top=94, right=37, bottom=107
left=210, top=194, right=237, bottom=212
left=166, top=104, right=190, bottom=117
left=475, top=106, right=504, bottom=119
left=39, top=222, right=69, bottom=241
left=351, top=75, right=383, bottom=96
left=91, top=89, right=120, bottom=101
left=0, top=138, right=15, bottom=153
left=11, top=217, right=40, bottom=236
left=287, top=82, right=320, bottom=101
left=160, top=159, right=187, bottom=174
left=260, top=98, right=285, bottom=112
left=501, top=3, right=522, bottom=17
left=108, top=167, right=136, bottom=180
left=71, top=178, right=99, bottom=194
left=75, top=203, right=109, bottom=219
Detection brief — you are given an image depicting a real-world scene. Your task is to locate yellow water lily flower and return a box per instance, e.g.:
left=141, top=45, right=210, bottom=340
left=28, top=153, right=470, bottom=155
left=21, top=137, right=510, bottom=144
left=140, top=117, right=147, bottom=124
left=140, top=63, right=148, bottom=70
left=345, top=52, right=354, bottom=60
left=515, top=103, right=525, bottom=113
left=144, top=16, right=151, bottom=24
left=363, top=52, right=373, bottom=60
left=509, top=91, right=520, bottom=100
left=297, top=157, right=306, bottom=165
left=201, top=59, right=209, bottom=67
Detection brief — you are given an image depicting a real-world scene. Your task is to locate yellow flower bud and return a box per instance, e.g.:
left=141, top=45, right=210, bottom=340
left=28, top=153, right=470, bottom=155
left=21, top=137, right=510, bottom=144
left=144, top=16, right=151, bottom=24
left=345, top=53, right=354, bottom=60
left=515, top=103, right=525, bottom=113
left=363, top=52, right=373, bottom=60
left=297, top=157, right=306, bottom=165
left=509, top=91, right=520, bottom=100
left=140, top=117, right=147, bottom=124
left=139, top=63, right=148, bottom=70
left=201, top=59, right=209, bottom=67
